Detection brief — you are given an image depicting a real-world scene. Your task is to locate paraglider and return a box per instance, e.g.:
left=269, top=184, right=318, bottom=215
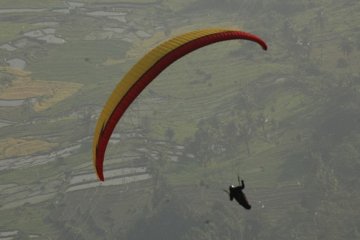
left=224, top=176, right=251, bottom=210
left=93, top=28, right=268, bottom=181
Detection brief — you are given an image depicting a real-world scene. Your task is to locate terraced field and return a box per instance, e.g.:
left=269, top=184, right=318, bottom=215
left=0, top=0, right=359, bottom=239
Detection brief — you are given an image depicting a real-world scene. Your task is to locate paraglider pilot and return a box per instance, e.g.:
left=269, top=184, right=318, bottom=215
left=224, top=176, right=251, bottom=210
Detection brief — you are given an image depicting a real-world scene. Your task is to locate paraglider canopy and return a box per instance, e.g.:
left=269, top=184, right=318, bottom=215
left=93, top=28, right=268, bottom=181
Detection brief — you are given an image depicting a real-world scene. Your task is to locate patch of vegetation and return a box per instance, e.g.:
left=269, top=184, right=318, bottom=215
left=0, top=0, right=64, bottom=8
left=0, top=22, right=38, bottom=44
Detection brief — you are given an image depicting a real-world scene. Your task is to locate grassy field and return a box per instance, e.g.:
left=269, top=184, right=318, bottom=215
left=0, top=0, right=64, bottom=8
left=0, top=22, right=38, bottom=44
left=0, top=137, right=57, bottom=159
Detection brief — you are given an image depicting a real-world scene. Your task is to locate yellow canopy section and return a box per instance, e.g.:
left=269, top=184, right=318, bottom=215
left=92, top=28, right=235, bottom=165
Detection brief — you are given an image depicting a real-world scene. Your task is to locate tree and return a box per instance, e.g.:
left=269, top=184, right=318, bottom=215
left=339, top=38, right=353, bottom=57
left=141, top=116, right=151, bottom=134
left=329, top=142, right=360, bottom=186
left=0, top=74, right=13, bottom=88
left=222, top=120, right=240, bottom=157
left=238, top=115, right=256, bottom=155
left=314, top=8, right=326, bottom=29
left=164, top=127, right=175, bottom=142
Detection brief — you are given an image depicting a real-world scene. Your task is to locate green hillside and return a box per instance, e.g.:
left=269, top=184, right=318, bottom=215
left=0, top=0, right=359, bottom=239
